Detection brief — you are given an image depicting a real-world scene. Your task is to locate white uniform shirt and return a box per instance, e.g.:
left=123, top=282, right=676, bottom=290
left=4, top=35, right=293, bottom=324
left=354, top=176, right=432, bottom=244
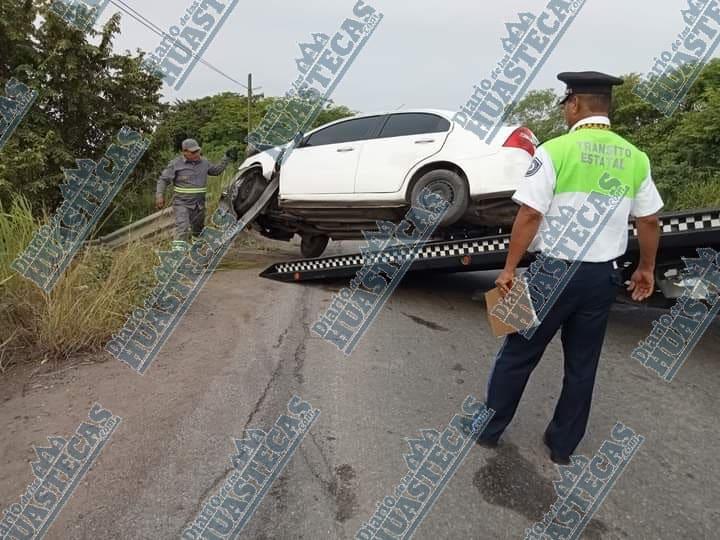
left=513, top=116, right=664, bottom=262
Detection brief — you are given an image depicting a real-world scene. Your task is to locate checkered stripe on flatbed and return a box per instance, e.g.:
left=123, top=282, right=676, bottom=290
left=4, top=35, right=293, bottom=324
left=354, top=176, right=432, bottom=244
left=274, top=237, right=510, bottom=274
left=274, top=211, right=720, bottom=275
left=628, top=211, right=720, bottom=236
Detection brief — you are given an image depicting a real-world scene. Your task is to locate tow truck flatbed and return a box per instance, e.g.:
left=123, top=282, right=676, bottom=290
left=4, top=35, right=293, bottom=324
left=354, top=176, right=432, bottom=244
left=259, top=209, right=720, bottom=286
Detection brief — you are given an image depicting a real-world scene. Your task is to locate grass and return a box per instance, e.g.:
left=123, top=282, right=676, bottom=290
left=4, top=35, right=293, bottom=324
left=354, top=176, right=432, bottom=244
left=207, top=164, right=237, bottom=213
left=0, top=187, right=279, bottom=374
left=0, top=196, right=159, bottom=373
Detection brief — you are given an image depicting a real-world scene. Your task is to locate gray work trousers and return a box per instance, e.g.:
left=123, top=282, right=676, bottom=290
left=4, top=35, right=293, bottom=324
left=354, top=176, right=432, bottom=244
left=173, top=197, right=206, bottom=242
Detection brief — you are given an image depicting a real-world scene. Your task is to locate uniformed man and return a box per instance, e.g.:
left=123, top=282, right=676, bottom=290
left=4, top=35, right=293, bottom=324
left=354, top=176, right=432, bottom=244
left=156, top=139, right=239, bottom=250
left=477, top=72, right=664, bottom=464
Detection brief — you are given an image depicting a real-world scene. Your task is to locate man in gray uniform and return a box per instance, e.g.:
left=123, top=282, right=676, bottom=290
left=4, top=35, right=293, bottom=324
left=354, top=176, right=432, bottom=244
left=156, top=139, right=238, bottom=250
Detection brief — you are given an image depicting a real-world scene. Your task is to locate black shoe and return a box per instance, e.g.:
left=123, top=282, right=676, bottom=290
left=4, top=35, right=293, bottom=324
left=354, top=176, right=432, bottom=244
left=475, top=437, right=499, bottom=449
left=549, top=453, right=571, bottom=465
left=543, top=431, right=570, bottom=465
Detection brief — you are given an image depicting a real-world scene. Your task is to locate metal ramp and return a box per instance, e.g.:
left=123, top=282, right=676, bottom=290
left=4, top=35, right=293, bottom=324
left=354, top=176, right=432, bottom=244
left=259, top=209, right=720, bottom=283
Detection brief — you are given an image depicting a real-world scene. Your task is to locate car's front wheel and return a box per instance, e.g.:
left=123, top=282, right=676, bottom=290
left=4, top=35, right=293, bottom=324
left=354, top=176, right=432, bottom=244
left=410, top=169, right=469, bottom=226
left=234, top=171, right=268, bottom=217
left=301, top=234, right=329, bottom=258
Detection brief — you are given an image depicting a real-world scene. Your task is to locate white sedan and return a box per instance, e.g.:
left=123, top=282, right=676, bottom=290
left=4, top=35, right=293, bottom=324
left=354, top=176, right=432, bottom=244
left=224, top=109, right=537, bottom=258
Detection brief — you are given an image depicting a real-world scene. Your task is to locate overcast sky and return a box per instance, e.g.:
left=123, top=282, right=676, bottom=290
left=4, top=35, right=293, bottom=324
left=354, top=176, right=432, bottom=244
left=102, top=0, right=705, bottom=114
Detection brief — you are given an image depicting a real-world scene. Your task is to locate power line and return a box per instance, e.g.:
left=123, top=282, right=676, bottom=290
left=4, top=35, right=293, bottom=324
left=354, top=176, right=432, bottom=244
left=107, top=0, right=250, bottom=90
left=109, top=0, right=248, bottom=89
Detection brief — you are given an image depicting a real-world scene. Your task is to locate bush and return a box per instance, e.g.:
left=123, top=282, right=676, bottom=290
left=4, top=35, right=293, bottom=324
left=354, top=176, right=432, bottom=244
left=0, top=196, right=158, bottom=371
left=672, top=176, right=720, bottom=210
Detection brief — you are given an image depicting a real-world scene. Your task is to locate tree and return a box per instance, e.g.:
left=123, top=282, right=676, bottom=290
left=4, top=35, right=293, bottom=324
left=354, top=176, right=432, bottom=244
left=0, top=0, right=164, bottom=210
left=614, top=61, right=720, bottom=209
left=150, top=93, right=355, bottom=160
left=508, top=61, right=720, bottom=210
left=507, top=89, right=565, bottom=143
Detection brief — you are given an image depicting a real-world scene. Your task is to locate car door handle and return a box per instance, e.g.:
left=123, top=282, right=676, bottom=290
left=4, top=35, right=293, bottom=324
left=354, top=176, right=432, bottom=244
left=336, top=147, right=355, bottom=152
left=414, top=139, right=435, bottom=144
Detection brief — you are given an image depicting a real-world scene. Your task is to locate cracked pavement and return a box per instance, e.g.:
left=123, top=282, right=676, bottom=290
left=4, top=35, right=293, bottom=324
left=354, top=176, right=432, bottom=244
left=1, top=261, right=719, bottom=539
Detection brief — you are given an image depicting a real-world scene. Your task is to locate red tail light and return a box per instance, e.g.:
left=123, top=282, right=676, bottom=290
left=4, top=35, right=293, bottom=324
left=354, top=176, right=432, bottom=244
left=503, top=127, right=538, bottom=156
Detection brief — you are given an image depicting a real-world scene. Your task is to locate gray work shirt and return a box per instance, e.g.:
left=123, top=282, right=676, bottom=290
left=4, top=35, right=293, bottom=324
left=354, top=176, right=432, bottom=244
left=156, top=156, right=230, bottom=202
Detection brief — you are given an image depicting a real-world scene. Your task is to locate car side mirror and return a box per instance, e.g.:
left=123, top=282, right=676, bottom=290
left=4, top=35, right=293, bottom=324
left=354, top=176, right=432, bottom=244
left=294, top=133, right=308, bottom=148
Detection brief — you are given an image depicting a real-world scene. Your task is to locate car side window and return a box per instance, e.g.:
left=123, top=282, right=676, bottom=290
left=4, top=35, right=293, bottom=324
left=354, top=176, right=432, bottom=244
left=379, top=113, right=451, bottom=138
left=304, top=116, right=382, bottom=147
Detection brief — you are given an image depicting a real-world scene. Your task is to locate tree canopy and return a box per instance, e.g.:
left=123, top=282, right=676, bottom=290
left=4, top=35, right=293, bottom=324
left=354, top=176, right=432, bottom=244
left=0, top=0, right=164, bottom=208
left=508, top=60, right=720, bottom=210
left=0, top=0, right=355, bottom=229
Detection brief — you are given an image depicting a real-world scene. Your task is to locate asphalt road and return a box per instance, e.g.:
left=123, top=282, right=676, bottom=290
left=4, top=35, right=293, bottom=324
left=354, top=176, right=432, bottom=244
left=1, top=251, right=719, bottom=539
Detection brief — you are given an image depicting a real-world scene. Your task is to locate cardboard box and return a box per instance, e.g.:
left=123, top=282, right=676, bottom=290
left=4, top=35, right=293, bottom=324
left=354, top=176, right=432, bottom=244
left=485, top=281, right=539, bottom=338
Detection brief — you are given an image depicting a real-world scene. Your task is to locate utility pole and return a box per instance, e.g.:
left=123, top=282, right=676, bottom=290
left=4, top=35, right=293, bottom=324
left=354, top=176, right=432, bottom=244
left=248, top=73, right=253, bottom=134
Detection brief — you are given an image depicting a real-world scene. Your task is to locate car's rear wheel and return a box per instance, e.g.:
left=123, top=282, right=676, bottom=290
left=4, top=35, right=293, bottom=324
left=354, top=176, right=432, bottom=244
left=234, top=172, right=268, bottom=217
left=410, top=169, right=469, bottom=226
left=301, top=234, right=329, bottom=258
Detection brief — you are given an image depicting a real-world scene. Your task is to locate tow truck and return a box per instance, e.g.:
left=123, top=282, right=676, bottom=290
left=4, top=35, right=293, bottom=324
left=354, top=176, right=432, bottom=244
left=220, top=156, right=720, bottom=304
left=258, top=206, right=720, bottom=304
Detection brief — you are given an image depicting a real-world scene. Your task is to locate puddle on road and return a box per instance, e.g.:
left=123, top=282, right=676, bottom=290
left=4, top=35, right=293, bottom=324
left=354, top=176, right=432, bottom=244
left=474, top=442, right=609, bottom=539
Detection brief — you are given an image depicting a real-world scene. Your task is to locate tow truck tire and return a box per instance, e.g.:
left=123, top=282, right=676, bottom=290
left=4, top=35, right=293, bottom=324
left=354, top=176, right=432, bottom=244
left=410, top=169, right=469, bottom=226
left=301, top=234, right=329, bottom=258
left=234, top=172, right=267, bottom=217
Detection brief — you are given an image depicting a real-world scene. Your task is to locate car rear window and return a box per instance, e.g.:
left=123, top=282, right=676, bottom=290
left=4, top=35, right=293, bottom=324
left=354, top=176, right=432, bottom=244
left=379, top=113, right=451, bottom=138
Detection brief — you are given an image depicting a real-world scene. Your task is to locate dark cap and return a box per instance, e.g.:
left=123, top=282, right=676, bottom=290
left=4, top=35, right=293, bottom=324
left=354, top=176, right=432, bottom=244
left=558, top=71, right=624, bottom=104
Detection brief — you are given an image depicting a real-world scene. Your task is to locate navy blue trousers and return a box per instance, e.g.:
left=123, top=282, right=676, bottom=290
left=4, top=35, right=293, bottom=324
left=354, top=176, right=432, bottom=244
left=482, top=260, right=619, bottom=458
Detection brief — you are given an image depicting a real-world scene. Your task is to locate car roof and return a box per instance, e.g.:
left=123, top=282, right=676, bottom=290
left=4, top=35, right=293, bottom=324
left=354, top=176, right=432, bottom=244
left=358, top=108, right=457, bottom=119
left=305, top=109, right=457, bottom=135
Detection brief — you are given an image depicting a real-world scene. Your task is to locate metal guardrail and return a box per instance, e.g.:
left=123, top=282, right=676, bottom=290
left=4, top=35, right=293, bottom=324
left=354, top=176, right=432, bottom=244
left=88, top=164, right=261, bottom=249
left=87, top=207, right=175, bottom=249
